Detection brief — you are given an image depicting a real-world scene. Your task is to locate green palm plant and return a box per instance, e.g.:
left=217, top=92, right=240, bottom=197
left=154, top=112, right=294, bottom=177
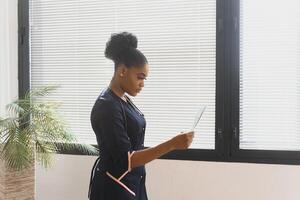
left=0, top=85, right=98, bottom=171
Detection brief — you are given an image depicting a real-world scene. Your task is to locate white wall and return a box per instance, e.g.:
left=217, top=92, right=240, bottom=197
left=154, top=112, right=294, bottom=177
left=37, top=154, right=300, bottom=200
left=0, top=0, right=19, bottom=117
left=2, top=2, right=300, bottom=200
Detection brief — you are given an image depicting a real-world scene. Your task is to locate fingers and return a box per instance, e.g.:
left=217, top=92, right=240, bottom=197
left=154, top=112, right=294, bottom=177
left=187, top=133, right=194, bottom=146
left=185, top=131, right=194, bottom=138
left=187, top=131, right=194, bottom=136
left=173, top=131, right=195, bottom=150
left=180, top=131, right=194, bottom=135
left=184, top=131, right=194, bottom=148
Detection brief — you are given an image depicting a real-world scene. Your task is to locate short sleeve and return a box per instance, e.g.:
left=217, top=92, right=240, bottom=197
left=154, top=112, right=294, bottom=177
left=91, top=98, right=133, bottom=172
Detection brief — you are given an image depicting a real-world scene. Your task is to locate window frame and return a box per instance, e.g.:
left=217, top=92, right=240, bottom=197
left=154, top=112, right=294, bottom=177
left=18, top=0, right=300, bottom=165
left=230, top=0, right=300, bottom=165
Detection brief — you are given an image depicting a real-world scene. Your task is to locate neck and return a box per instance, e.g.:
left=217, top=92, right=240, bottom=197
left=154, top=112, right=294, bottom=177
left=109, top=78, right=126, bottom=100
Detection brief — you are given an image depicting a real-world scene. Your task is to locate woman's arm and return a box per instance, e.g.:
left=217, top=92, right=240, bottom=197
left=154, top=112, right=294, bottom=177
left=131, top=131, right=194, bottom=169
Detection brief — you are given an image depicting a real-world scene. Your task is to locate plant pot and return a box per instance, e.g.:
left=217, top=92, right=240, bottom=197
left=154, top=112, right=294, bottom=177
left=0, top=160, right=35, bottom=200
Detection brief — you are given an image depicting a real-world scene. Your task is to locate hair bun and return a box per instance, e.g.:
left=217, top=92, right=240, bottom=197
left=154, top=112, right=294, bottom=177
left=105, top=32, right=138, bottom=62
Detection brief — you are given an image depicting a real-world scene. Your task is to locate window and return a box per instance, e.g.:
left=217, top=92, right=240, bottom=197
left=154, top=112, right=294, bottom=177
left=19, top=0, right=300, bottom=164
left=29, top=0, right=217, bottom=149
left=239, top=0, right=300, bottom=151
left=230, top=0, right=300, bottom=164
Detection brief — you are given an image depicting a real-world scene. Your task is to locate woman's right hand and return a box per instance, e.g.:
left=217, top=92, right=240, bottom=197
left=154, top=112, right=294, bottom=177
left=131, top=131, right=195, bottom=169
left=170, top=131, right=194, bottom=150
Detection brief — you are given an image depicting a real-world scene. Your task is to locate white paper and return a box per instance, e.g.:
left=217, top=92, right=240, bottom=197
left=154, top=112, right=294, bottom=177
left=190, top=105, right=206, bottom=131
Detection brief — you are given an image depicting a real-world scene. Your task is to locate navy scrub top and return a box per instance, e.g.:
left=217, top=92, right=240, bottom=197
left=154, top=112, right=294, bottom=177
left=88, top=87, right=148, bottom=200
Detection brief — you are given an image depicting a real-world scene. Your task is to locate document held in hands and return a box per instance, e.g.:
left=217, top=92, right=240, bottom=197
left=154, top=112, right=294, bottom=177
left=190, top=105, right=206, bottom=131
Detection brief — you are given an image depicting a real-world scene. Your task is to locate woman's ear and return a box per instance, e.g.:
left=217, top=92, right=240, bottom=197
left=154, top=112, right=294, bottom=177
left=118, top=64, right=127, bottom=77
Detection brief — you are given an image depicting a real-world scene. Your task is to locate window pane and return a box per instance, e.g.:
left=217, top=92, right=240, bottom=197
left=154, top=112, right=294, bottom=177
left=240, top=0, right=300, bottom=150
left=30, top=0, right=216, bottom=149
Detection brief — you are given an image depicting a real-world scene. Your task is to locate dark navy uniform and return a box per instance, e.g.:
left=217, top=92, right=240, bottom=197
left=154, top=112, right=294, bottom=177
left=88, top=87, right=148, bottom=200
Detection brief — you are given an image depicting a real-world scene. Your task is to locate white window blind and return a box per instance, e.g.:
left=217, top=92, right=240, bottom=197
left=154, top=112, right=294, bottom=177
left=30, top=0, right=216, bottom=149
left=240, top=0, right=300, bottom=150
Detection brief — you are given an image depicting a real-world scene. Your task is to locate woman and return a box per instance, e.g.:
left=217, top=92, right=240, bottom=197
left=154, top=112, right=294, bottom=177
left=88, top=32, right=194, bottom=200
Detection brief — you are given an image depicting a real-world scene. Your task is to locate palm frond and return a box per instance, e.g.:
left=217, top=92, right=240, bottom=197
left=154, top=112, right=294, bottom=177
left=0, top=127, right=34, bottom=170
left=0, top=85, right=98, bottom=171
left=5, top=101, right=26, bottom=117
left=54, top=141, right=98, bottom=156
left=0, top=118, right=18, bottom=139
left=25, top=85, right=60, bottom=100
left=12, top=99, right=32, bottom=112
left=35, top=140, right=54, bottom=168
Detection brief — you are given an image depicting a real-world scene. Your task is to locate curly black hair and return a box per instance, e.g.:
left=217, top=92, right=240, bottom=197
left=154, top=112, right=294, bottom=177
left=105, top=32, right=148, bottom=69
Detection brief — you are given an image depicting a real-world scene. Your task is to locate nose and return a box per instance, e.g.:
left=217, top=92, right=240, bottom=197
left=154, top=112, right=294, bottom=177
left=140, top=80, right=144, bottom=88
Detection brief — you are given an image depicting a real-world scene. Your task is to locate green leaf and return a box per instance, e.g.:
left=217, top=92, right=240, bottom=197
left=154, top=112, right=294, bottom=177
left=0, top=85, right=98, bottom=171
left=26, top=85, right=60, bottom=99
left=6, top=101, right=25, bottom=116
left=54, top=142, right=98, bottom=156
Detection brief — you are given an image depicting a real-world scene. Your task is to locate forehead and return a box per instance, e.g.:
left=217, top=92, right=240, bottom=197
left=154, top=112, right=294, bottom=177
left=129, top=64, right=149, bottom=76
